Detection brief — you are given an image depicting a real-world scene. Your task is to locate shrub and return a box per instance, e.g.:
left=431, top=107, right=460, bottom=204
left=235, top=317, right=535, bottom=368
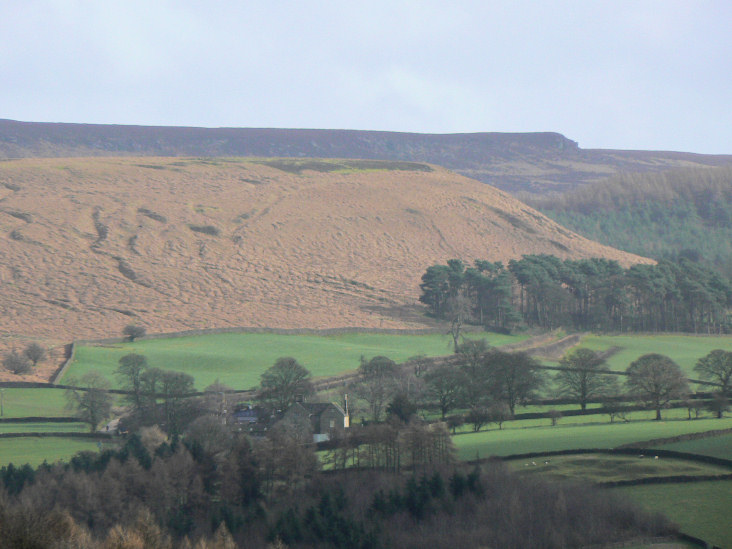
left=123, top=324, right=146, bottom=342
left=3, top=350, right=32, bottom=375
left=547, top=409, right=562, bottom=426
left=23, top=343, right=46, bottom=366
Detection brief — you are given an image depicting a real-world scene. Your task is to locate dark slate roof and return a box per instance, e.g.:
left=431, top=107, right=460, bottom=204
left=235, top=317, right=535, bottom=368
left=290, top=402, right=345, bottom=418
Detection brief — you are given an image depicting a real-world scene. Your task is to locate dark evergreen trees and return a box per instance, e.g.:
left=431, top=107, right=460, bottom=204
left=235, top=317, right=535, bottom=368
left=419, top=255, right=732, bottom=334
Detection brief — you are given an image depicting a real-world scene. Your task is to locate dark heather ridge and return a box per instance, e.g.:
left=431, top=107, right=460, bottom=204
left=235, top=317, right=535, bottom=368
left=3, top=118, right=732, bottom=194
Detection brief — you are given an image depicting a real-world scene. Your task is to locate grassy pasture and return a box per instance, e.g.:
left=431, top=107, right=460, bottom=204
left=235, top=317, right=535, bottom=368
left=0, top=437, right=108, bottom=467
left=451, top=406, right=724, bottom=435
left=0, top=388, right=73, bottom=418
left=574, top=334, right=732, bottom=378
left=615, top=481, right=732, bottom=548
left=0, top=422, right=87, bottom=434
left=652, top=432, right=732, bottom=460
left=64, top=331, right=524, bottom=390
left=453, top=416, right=732, bottom=460
left=506, top=453, right=730, bottom=483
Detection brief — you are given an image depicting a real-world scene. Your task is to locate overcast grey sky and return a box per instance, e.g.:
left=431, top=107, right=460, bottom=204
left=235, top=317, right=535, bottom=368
left=2, top=1, right=731, bottom=153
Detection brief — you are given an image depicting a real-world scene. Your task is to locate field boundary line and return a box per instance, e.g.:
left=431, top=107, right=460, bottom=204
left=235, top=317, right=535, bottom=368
left=50, top=342, right=76, bottom=385
left=596, top=473, right=732, bottom=488
left=0, top=432, right=113, bottom=440
left=74, top=325, right=446, bottom=346
left=617, top=427, right=732, bottom=450
left=484, top=447, right=732, bottom=468
left=0, top=417, right=79, bottom=423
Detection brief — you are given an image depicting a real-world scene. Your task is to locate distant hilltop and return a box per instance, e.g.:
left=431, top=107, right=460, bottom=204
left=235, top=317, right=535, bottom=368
left=2, top=119, right=731, bottom=194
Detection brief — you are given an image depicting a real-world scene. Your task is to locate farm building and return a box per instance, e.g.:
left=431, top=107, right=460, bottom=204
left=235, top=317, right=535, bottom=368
left=282, top=402, right=349, bottom=442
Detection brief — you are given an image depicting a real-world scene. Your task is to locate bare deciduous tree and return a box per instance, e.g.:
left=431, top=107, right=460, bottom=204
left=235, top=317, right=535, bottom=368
left=695, top=349, right=732, bottom=397
left=446, top=293, right=473, bottom=353
left=486, top=350, right=544, bottom=415
left=354, top=356, right=397, bottom=422
left=456, top=339, right=491, bottom=409
left=3, top=350, right=32, bottom=375
left=555, top=348, right=618, bottom=410
left=23, top=343, right=46, bottom=366
left=115, top=353, right=149, bottom=411
left=487, top=402, right=512, bottom=430
left=625, top=354, right=689, bottom=421
left=65, top=371, right=113, bottom=431
left=425, top=364, right=465, bottom=419
left=258, top=357, right=313, bottom=412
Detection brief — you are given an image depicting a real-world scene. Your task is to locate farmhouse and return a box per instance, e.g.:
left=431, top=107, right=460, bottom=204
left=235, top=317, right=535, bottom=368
left=282, top=402, right=349, bottom=442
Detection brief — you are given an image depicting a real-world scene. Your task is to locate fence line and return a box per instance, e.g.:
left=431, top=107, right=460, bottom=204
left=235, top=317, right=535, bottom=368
left=75, top=325, right=444, bottom=346
left=0, top=432, right=113, bottom=440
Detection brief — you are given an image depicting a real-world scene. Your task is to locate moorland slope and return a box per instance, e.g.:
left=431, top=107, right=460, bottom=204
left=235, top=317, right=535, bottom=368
left=0, top=157, right=650, bottom=352
left=3, top=119, right=732, bottom=194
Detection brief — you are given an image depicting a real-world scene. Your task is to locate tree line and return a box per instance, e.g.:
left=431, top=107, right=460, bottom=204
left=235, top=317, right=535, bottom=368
left=420, top=255, right=732, bottom=334
left=418, top=343, right=730, bottom=429
left=257, top=342, right=730, bottom=437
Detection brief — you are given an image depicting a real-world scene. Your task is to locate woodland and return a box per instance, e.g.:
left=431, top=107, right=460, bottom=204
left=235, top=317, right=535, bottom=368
left=526, top=166, right=732, bottom=277
left=0, top=418, right=673, bottom=548
left=419, top=255, right=732, bottom=334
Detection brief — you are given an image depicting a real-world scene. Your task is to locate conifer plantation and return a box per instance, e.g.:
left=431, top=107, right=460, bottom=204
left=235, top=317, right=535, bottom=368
left=420, top=255, right=732, bottom=334
left=527, top=166, right=732, bottom=277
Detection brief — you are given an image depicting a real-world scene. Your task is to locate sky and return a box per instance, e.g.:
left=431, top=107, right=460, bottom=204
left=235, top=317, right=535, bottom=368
left=2, top=1, right=731, bottom=153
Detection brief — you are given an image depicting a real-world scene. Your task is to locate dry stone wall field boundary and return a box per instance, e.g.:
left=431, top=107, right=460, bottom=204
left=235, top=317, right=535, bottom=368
left=73, top=326, right=444, bottom=346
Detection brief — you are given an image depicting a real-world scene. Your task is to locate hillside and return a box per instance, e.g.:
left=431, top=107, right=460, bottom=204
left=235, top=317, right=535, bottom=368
left=0, top=157, right=650, bottom=349
left=2, top=119, right=732, bottom=195
left=527, top=166, right=732, bottom=276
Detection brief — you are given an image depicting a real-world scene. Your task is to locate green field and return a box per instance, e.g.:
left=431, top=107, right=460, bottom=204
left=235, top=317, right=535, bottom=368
left=451, top=406, right=726, bottom=435
left=64, top=331, right=524, bottom=390
left=652, top=432, right=732, bottom=460
left=506, top=453, right=730, bottom=483
left=575, top=334, right=732, bottom=378
left=0, top=437, right=110, bottom=467
left=0, top=422, right=88, bottom=433
left=616, top=481, right=732, bottom=548
left=453, top=417, right=732, bottom=460
left=0, top=388, right=73, bottom=418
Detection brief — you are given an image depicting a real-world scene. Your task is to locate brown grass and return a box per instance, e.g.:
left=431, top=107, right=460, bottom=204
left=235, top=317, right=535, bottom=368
left=0, top=157, right=650, bottom=355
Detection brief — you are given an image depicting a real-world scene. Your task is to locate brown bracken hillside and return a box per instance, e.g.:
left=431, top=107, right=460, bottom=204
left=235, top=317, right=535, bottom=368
left=0, top=157, right=650, bottom=343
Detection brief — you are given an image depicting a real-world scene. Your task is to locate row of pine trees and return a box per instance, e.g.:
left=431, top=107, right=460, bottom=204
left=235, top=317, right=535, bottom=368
left=419, top=255, right=732, bottom=334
